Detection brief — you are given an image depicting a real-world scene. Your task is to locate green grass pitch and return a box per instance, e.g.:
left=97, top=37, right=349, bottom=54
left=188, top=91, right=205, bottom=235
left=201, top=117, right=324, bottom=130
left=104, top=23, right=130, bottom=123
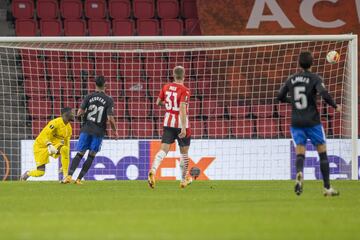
left=0, top=180, right=359, bottom=240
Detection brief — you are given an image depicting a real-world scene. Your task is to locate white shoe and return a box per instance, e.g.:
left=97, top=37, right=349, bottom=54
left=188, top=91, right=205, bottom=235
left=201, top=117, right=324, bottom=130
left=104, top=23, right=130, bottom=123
left=323, top=187, right=340, bottom=197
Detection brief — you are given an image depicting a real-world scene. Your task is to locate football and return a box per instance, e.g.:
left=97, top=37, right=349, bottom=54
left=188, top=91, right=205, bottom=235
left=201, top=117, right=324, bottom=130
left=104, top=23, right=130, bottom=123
left=190, top=167, right=201, bottom=179
left=326, top=50, right=340, bottom=64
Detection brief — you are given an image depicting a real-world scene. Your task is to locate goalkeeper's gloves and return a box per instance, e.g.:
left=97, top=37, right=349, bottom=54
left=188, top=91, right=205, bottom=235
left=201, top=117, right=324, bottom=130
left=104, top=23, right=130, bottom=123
left=46, top=142, right=58, bottom=155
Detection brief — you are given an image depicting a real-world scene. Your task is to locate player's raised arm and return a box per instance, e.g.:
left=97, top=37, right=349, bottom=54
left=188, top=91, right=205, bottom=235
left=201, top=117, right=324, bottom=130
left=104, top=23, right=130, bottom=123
left=315, top=78, right=341, bottom=112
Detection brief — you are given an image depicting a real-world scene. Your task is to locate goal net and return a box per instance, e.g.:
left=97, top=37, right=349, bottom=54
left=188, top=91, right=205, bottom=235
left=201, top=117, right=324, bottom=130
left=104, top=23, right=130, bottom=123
left=0, top=35, right=357, bottom=181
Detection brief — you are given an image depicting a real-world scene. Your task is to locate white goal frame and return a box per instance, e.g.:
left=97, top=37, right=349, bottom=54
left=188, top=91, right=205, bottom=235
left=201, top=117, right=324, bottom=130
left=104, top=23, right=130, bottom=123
left=0, top=34, right=357, bottom=180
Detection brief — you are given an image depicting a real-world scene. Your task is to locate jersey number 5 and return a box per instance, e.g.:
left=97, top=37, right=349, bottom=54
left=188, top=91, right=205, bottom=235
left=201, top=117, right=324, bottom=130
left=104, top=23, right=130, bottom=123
left=294, top=86, right=308, bottom=110
left=165, top=91, right=179, bottom=111
left=87, top=104, right=104, bottom=123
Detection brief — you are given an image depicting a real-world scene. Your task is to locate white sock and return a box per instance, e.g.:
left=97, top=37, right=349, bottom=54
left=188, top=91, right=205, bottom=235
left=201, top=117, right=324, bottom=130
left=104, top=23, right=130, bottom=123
left=180, top=154, right=189, bottom=181
left=151, top=150, right=167, bottom=172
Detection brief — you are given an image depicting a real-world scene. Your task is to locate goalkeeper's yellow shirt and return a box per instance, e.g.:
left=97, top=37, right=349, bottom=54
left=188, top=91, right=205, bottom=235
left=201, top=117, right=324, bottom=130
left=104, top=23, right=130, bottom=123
left=35, top=117, right=72, bottom=149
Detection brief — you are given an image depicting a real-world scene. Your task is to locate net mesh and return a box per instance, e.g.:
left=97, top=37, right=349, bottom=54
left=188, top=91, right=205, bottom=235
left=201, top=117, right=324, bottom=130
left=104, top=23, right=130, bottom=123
left=0, top=39, right=354, bottom=181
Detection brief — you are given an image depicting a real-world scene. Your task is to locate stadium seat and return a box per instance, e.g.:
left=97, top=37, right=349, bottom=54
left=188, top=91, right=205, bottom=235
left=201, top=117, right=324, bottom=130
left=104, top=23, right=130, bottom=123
left=188, top=98, right=201, bottom=118
left=50, top=79, right=73, bottom=99
left=161, top=19, right=183, bottom=36
left=15, top=19, right=37, bottom=36
left=137, top=19, right=159, bottom=36
left=106, top=79, right=123, bottom=97
left=144, top=57, right=168, bottom=81
left=112, top=20, right=135, bottom=36
left=181, top=0, right=198, bottom=18
left=72, top=121, right=81, bottom=138
left=113, top=99, right=126, bottom=119
left=252, top=105, right=274, bottom=118
left=47, top=60, right=68, bottom=81
left=40, top=19, right=62, bottom=36
left=230, top=119, right=253, bottom=138
left=109, top=0, right=131, bottom=19
left=85, top=0, right=107, bottom=19
left=12, top=0, right=34, bottom=19
left=24, top=78, right=47, bottom=99
left=229, top=105, right=249, bottom=119
left=120, top=58, right=142, bottom=82
left=128, top=98, right=151, bottom=118
left=157, top=0, right=179, bottom=18
left=152, top=103, right=165, bottom=119
left=88, top=19, right=110, bottom=36
left=110, top=120, right=130, bottom=138
left=72, top=60, right=94, bottom=80
left=131, top=120, right=154, bottom=138
left=37, top=0, right=59, bottom=19
left=28, top=99, right=52, bottom=119
left=202, top=99, right=225, bottom=118
left=32, top=119, right=48, bottom=137
left=207, top=120, right=230, bottom=138
left=196, top=77, right=211, bottom=96
left=185, top=19, right=201, bottom=35
left=22, top=59, right=45, bottom=79
left=95, top=62, right=119, bottom=80
left=64, top=19, right=87, bottom=36
left=192, top=120, right=204, bottom=138
left=256, top=119, right=278, bottom=138
left=60, top=0, right=83, bottom=19
left=133, top=0, right=155, bottom=19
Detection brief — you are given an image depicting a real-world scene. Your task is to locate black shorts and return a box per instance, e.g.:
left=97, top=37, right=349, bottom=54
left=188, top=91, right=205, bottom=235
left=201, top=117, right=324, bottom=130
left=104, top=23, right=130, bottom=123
left=161, top=127, right=191, bottom=147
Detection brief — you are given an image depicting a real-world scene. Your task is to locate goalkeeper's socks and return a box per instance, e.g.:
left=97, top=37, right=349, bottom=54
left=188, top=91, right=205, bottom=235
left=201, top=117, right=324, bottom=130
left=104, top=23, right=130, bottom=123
left=319, top=152, right=331, bottom=189
left=151, top=150, right=167, bottom=172
left=180, top=154, right=189, bottom=181
left=295, top=154, right=305, bottom=173
left=77, top=154, right=95, bottom=180
left=68, top=152, right=84, bottom=176
left=28, top=169, right=45, bottom=177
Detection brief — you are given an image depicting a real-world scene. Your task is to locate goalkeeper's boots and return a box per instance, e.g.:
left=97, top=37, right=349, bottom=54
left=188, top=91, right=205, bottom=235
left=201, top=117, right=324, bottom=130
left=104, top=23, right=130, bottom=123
left=148, top=170, right=156, bottom=189
left=20, top=171, right=30, bottom=181
left=74, top=179, right=83, bottom=185
left=180, top=176, right=193, bottom=189
left=61, top=175, right=73, bottom=184
left=294, top=172, right=303, bottom=196
left=323, top=187, right=340, bottom=197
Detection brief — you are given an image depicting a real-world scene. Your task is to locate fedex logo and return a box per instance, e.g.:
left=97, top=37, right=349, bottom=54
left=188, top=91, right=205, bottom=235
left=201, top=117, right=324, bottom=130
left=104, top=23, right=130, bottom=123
left=67, top=140, right=215, bottom=181
left=290, top=141, right=353, bottom=180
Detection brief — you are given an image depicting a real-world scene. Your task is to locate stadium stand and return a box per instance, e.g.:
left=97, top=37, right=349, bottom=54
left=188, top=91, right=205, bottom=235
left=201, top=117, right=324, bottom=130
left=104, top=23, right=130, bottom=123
left=12, top=0, right=202, bottom=36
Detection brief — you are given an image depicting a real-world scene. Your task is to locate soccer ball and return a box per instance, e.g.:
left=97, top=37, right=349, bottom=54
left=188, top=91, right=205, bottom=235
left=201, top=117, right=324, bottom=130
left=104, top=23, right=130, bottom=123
left=190, top=167, right=201, bottom=179
left=326, top=51, right=340, bottom=64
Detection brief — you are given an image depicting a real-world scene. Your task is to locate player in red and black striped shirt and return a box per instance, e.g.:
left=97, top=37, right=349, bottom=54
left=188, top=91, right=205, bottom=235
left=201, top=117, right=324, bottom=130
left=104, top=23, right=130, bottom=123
left=148, top=66, right=192, bottom=189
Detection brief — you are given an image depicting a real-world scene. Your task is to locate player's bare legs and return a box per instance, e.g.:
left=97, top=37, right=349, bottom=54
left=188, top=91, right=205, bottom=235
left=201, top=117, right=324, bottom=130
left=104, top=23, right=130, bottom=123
left=179, top=145, right=192, bottom=188
left=316, top=144, right=339, bottom=196
left=148, top=143, right=170, bottom=188
left=294, top=145, right=305, bottom=195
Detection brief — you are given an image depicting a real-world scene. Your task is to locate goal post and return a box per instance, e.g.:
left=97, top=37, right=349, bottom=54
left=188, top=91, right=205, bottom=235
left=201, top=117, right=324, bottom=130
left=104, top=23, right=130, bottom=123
left=0, top=35, right=357, bottom=181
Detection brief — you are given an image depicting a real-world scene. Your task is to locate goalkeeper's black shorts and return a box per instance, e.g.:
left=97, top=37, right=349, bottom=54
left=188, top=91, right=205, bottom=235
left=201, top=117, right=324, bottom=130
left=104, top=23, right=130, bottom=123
left=161, top=127, right=191, bottom=147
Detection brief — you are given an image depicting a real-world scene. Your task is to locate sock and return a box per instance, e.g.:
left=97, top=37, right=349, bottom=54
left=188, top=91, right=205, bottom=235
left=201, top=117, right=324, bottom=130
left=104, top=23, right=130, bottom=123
left=151, top=150, right=167, bottom=172
left=28, top=169, right=45, bottom=177
left=68, top=152, right=84, bottom=176
left=319, top=152, right=330, bottom=189
left=296, top=154, right=305, bottom=174
left=77, top=155, right=95, bottom=180
left=60, top=146, right=70, bottom=177
left=180, top=154, right=189, bottom=181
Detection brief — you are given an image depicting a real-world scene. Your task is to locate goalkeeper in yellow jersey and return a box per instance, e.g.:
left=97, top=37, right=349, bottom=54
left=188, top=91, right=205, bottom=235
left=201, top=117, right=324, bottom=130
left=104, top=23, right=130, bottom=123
left=20, top=107, right=74, bottom=182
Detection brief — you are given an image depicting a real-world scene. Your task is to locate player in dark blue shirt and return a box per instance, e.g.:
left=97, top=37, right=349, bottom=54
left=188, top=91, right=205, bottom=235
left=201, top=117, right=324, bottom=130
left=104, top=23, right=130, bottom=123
left=277, top=52, right=341, bottom=196
left=64, top=76, right=118, bottom=184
